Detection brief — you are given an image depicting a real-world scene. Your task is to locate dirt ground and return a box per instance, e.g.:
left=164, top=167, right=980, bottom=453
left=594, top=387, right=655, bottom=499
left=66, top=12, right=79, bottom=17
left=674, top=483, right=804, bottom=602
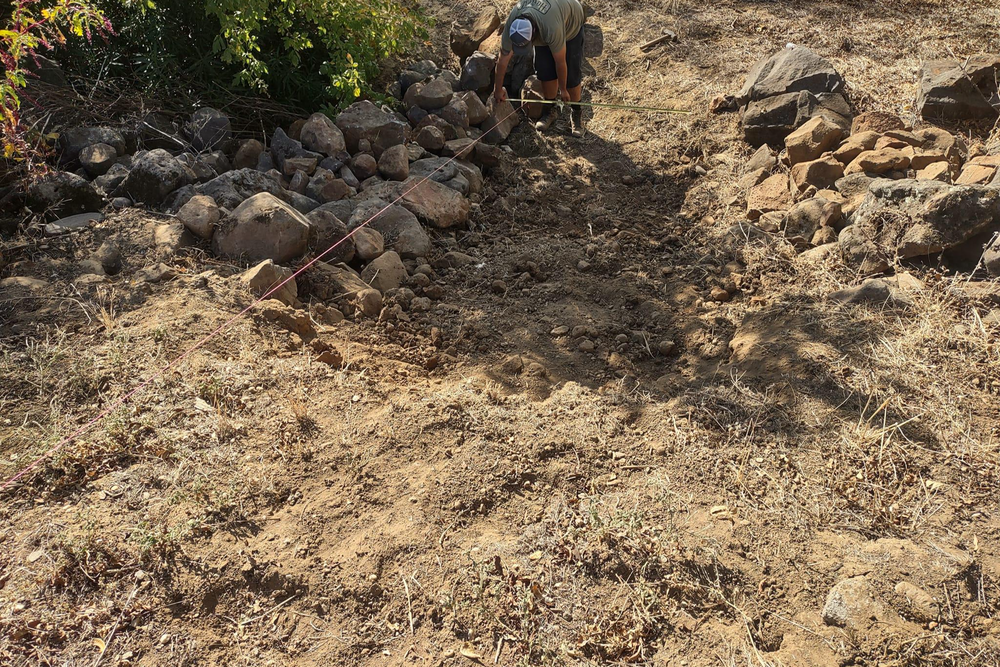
left=3, top=0, right=1000, bottom=665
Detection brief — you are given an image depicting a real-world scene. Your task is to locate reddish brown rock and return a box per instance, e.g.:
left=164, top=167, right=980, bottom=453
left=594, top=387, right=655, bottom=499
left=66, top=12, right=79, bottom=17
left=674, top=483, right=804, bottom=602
left=746, top=173, right=792, bottom=220
left=790, top=155, right=845, bottom=192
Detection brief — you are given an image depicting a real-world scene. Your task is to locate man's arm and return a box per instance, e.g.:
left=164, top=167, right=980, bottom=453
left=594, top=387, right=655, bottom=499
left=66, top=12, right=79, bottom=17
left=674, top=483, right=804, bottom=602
left=494, top=50, right=513, bottom=103
left=552, top=47, right=570, bottom=101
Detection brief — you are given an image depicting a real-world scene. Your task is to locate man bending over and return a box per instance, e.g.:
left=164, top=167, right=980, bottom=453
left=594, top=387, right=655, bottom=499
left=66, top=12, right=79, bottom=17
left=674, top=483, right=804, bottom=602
left=494, top=0, right=587, bottom=138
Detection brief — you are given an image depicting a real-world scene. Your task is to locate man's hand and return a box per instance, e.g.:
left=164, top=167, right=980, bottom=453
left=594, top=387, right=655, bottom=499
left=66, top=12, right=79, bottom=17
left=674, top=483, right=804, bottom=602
left=495, top=86, right=508, bottom=104
left=560, top=89, right=571, bottom=103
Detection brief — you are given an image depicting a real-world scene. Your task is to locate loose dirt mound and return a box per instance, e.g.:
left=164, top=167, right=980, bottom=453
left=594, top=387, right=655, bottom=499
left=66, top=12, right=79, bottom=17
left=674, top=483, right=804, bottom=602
left=3, top=1, right=1000, bottom=666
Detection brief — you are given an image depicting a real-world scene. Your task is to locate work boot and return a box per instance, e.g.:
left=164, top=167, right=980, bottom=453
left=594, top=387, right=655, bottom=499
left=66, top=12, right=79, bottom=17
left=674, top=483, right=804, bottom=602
left=570, top=106, right=587, bottom=138
left=534, top=103, right=560, bottom=131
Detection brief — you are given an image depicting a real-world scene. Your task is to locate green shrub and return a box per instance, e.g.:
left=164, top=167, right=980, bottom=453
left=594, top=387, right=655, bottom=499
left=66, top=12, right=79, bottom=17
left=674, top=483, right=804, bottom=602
left=64, top=0, right=426, bottom=110
left=1, top=0, right=111, bottom=162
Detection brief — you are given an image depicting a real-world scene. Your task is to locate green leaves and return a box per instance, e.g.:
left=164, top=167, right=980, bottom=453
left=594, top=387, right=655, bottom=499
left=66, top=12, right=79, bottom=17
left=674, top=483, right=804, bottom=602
left=202, top=0, right=426, bottom=107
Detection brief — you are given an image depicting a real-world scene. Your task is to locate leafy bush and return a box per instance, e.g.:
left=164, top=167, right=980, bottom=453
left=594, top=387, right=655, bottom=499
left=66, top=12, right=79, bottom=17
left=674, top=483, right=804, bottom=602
left=61, top=0, right=426, bottom=109
left=1, top=0, right=112, bottom=163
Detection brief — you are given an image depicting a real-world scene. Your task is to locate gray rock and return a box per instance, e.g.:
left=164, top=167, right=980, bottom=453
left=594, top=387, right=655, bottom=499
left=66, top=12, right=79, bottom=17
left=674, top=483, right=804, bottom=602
left=212, top=192, right=311, bottom=264
left=94, top=239, right=122, bottom=275
left=456, top=90, right=489, bottom=125
left=234, top=139, right=265, bottom=170
left=307, top=207, right=355, bottom=263
left=438, top=97, right=470, bottom=129
left=454, top=160, right=484, bottom=195
left=409, top=156, right=459, bottom=183
left=58, top=127, right=125, bottom=166
left=397, top=176, right=471, bottom=228
left=361, top=250, right=407, bottom=292
left=335, top=100, right=410, bottom=157
left=351, top=200, right=431, bottom=259
left=838, top=224, right=891, bottom=274
left=852, top=178, right=1000, bottom=260
left=163, top=185, right=197, bottom=214
left=829, top=278, right=912, bottom=307
left=256, top=151, right=275, bottom=172
left=352, top=154, right=378, bottom=180
left=353, top=227, right=385, bottom=261
left=79, top=143, right=117, bottom=177
left=28, top=171, right=107, bottom=219
left=300, top=112, right=346, bottom=155
left=288, top=170, right=309, bottom=194
left=306, top=168, right=352, bottom=203
left=460, top=51, right=495, bottom=92
left=399, top=69, right=430, bottom=95
left=123, top=149, right=191, bottom=205
left=134, top=263, right=176, bottom=284
left=481, top=99, right=520, bottom=144
left=737, top=45, right=846, bottom=105
left=94, top=162, right=129, bottom=195
left=416, top=125, right=446, bottom=152
left=916, top=57, right=1000, bottom=120
left=270, top=127, right=322, bottom=174
left=340, top=166, right=361, bottom=190
left=184, top=107, right=231, bottom=151
left=416, top=114, right=458, bottom=141
left=43, top=211, right=103, bottom=236
left=201, top=151, right=231, bottom=175
left=196, top=168, right=283, bottom=209
left=378, top=144, right=409, bottom=181
left=743, top=90, right=851, bottom=147
left=414, top=77, right=455, bottom=110
left=177, top=194, right=220, bottom=239
left=314, top=199, right=355, bottom=224
left=153, top=222, right=196, bottom=255
left=442, top=173, right=471, bottom=196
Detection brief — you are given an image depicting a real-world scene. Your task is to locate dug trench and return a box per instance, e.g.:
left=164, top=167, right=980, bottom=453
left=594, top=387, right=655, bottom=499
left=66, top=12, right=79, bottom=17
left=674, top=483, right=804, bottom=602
left=3, top=0, right=1000, bottom=666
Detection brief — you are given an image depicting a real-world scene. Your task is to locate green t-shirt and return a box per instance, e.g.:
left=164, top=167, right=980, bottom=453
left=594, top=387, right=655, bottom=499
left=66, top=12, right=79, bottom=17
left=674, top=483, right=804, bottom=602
left=501, top=0, right=585, bottom=55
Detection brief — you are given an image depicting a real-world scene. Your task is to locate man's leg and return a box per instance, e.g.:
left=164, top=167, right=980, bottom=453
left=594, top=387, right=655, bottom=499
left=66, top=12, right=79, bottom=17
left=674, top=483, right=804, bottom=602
left=566, top=29, right=586, bottom=137
left=534, top=46, right=561, bottom=131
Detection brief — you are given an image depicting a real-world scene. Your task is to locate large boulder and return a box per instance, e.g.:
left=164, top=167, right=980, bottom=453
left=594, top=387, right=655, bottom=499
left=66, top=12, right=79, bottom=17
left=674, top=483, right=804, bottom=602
left=27, top=171, right=106, bottom=220
left=335, top=100, right=410, bottom=157
left=212, top=193, right=311, bottom=264
left=397, top=177, right=471, bottom=228
left=850, top=179, right=1000, bottom=261
left=300, top=112, right=346, bottom=156
left=414, top=77, right=455, bottom=111
left=481, top=99, right=520, bottom=144
left=460, top=51, right=495, bottom=93
left=351, top=199, right=432, bottom=259
left=457, top=90, right=489, bottom=125
left=122, top=149, right=191, bottom=205
left=916, top=57, right=1000, bottom=120
left=378, top=144, right=409, bottom=181
left=183, top=107, right=231, bottom=152
left=58, top=127, right=126, bottom=166
left=450, top=7, right=501, bottom=60
left=742, top=90, right=850, bottom=147
left=196, top=168, right=284, bottom=210
left=737, top=45, right=846, bottom=104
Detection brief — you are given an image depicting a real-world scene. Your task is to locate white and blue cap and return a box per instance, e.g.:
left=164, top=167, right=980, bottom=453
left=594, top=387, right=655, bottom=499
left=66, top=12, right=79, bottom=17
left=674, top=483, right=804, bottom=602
left=509, top=17, right=533, bottom=56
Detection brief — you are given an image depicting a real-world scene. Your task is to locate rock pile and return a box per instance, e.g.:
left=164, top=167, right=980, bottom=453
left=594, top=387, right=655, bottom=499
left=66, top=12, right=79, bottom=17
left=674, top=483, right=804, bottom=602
left=738, top=109, right=1000, bottom=276
left=732, top=45, right=851, bottom=146
left=20, top=43, right=527, bottom=342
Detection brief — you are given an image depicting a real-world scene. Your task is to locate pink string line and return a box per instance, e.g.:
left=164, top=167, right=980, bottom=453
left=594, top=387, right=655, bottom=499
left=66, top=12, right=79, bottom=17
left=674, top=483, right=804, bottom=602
left=1, top=106, right=518, bottom=493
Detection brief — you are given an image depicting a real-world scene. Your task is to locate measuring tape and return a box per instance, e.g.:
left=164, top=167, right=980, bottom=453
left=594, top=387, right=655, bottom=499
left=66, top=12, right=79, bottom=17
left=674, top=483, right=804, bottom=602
left=506, top=98, right=691, bottom=114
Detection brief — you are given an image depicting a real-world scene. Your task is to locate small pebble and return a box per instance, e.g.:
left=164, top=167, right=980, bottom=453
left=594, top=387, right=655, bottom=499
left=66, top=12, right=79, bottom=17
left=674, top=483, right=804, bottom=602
left=579, top=339, right=596, bottom=352
left=577, top=260, right=590, bottom=271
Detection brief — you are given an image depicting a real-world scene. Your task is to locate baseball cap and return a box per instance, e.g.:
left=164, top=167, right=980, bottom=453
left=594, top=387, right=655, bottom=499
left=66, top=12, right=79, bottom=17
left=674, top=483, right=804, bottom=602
left=509, top=17, right=533, bottom=56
